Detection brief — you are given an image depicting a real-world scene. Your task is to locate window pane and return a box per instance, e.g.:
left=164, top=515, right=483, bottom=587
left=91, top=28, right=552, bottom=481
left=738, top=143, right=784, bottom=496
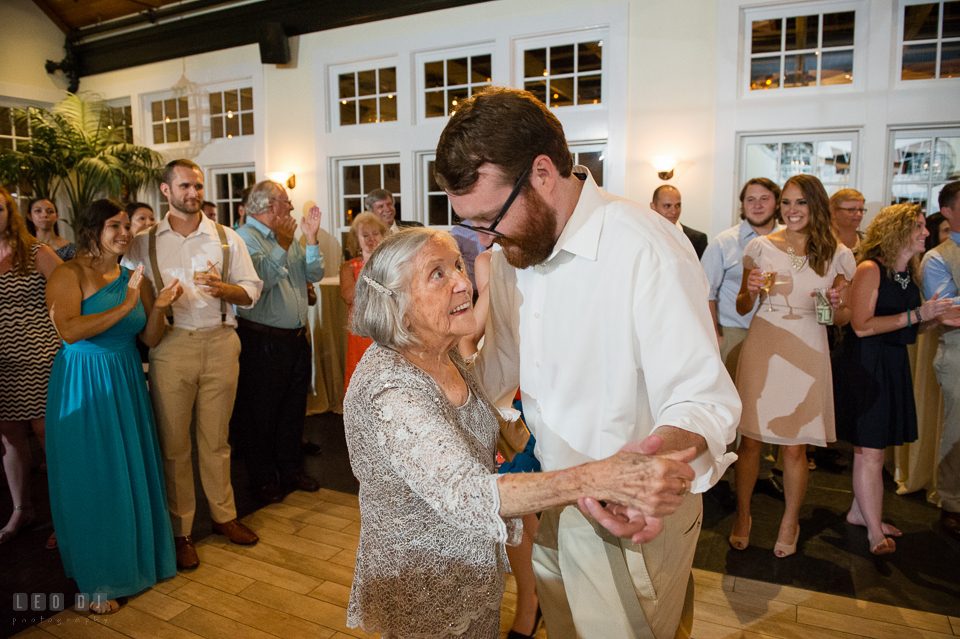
left=822, top=12, right=855, bottom=47
left=783, top=53, right=816, bottom=87
left=944, top=1, right=960, bottom=37
left=241, top=112, right=254, bottom=135
left=393, top=196, right=402, bottom=221
left=384, top=163, right=401, bottom=193
left=340, top=100, right=356, bottom=126
left=525, top=80, right=547, bottom=104
left=892, top=138, right=931, bottom=180
left=427, top=160, right=439, bottom=191
left=903, top=3, right=939, bottom=41
left=380, top=95, right=397, bottom=122
left=164, top=99, right=177, bottom=118
left=358, top=70, right=377, bottom=96
left=210, top=92, right=222, bottom=115
left=379, top=67, right=396, bottom=93
left=240, top=87, right=253, bottom=111
left=225, top=114, right=239, bottom=137
left=579, top=151, right=604, bottom=186
left=178, top=97, right=189, bottom=118
left=577, top=74, right=602, bottom=104
left=180, top=120, right=190, bottom=141
left=425, top=61, right=444, bottom=88
left=0, top=108, right=12, bottom=136
left=429, top=195, right=449, bottom=226
left=363, top=164, right=381, bottom=191
left=231, top=172, right=245, bottom=194
left=820, top=50, right=853, bottom=85
left=817, top=140, right=852, bottom=185
left=780, top=142, right=816, bottom=183
left=343, top=165, right=361, bottom=195
left=448, top=87, right=468, bottom=113
left=551, top=44, right=575, bottom=75
left=13, top=115, right=28, bottom=138
left=447, top=58, right=468, bottom=86
left=153, top=124, right=164, bottom=144
left=425, top=90, right=445, bottom=118
left=752, top=19, right=782, bottom=54
left=933, top=136, right=960, bottom=181
left=941, top=40, right=960, bottom=77
left=746, top=144, right=780, bottom=183
left=0, top=139, right=11, bottom=152
left=216, top=173, right=229, bottom=196
left=344, top=198, right=362, bottom=225
left=785, top=15, right=818, bottom=51
left=212, top=117, right=224, bottom=139
left=224, top=90, right=239, bottom=113
left=524, top=48, right=547, bottom=78
left=339, top=73, right=356, bottom=99
left=550, top=77, right=574, bottom=107
left=750, top=56, right=781, bottom=89
left=217, top=202, right=229, bottom=225
left=578, top=41, right=602, bottom=72
left=472, top=54, right=492, bottom=82
left=166, top=121, right=179, bottom=143
left=902, top=43, right=937, bottom=79
left=358, top=98, right=377, bottom=123
left=891, top=183, right=927, bottom=211
left=246, top=171, right=256, bottom=186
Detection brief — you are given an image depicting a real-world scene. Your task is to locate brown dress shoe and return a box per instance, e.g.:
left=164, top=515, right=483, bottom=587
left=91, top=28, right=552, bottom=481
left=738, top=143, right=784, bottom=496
left=941, top=511, right=960, bottom=541
left=282, top=472, right=320, bottom=493
left=174, top=536, right=199, bottom=570
left=211, top=519, right=259, bottom=545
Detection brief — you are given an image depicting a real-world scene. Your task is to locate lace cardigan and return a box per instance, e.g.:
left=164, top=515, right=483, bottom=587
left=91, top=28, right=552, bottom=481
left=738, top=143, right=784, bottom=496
left=343, top=344, right=522, bottom=638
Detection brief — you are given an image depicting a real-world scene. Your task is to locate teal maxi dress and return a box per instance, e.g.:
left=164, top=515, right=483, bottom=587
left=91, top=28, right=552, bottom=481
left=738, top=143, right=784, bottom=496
left=46, top=268, right=176, bottom=599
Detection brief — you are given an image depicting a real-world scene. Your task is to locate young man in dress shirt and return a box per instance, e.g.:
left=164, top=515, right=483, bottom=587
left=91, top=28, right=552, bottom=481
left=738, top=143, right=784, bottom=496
left=922, top=180, right=960, bottom=541
left=435, top=87, right=740, bottom=639
left=364, top=189, right=423, bottom=232
left=650, top=185, right=708, bottom=259
left=232, top=180, right=325, bottom=504
left=123, top=159, right=263, bottom=570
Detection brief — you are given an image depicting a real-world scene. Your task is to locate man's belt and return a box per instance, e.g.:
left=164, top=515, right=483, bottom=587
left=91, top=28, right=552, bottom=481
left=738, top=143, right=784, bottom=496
left=237, top=317, right=307, bottom=339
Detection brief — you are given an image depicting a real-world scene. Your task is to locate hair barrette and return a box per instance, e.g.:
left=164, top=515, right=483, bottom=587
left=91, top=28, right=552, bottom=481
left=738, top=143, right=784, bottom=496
left=363, top=275, right=394, bottom=296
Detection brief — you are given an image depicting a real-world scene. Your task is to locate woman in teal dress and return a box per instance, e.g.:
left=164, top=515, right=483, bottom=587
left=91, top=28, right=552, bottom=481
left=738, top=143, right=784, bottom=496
left=45, top=200, right=184, bottom=615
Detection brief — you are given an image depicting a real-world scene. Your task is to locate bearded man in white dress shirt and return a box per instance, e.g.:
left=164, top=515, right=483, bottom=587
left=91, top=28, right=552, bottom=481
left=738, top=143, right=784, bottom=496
left=435, top=87, right=740, bottom=639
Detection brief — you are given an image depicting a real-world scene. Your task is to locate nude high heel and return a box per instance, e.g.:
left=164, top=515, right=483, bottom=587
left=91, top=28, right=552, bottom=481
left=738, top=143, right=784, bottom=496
left=774, top=526, right=800, bottom=558
left=728, top=516, right=751, bottom=551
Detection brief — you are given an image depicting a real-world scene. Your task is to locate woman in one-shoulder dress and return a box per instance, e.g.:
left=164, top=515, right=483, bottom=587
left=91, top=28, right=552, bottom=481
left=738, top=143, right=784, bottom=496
left=45, top=200, right=184, bottom=615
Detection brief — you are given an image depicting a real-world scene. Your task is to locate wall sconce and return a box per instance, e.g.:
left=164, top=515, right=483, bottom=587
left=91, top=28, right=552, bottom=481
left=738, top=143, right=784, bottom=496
left=652, top=156, right=677, bottom=181
left=267, top=171, right=296, bottom=190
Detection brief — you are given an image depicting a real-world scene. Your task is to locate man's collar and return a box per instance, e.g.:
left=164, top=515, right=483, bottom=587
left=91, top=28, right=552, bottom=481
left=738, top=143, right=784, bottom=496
left=740, top=219, right=780, bottom=241
left=675, top=219, right=684, bottom=231
left=548, top=167, right=603, bottom=262
left=245, top=216, right=274, bottom=238
left=950, top=229, right=960, bottom=245
left=156, top=211, right=217, bottom=238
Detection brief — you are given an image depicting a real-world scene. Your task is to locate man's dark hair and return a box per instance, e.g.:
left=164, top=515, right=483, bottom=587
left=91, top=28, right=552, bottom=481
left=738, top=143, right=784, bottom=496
left=162, top=159, right=202, bottom=186
left=738, top=177, right=782, bottom=222
left=124, top=201, right=153, bottom=216
left=77, top=199, right=124, bottom=257
left=202, top=201, right=215, bottom=209
left=434, top=86, right=573, bottom=194
left=651, top=185, right=679, bottom=205
left=939, top=181, right=960, bottom=211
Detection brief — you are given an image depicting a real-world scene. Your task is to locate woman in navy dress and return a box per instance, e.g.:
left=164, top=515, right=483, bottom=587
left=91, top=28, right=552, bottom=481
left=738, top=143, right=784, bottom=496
left=45, top=200, right=183, bottom=614
left=835, top=204, right=960, bottom=555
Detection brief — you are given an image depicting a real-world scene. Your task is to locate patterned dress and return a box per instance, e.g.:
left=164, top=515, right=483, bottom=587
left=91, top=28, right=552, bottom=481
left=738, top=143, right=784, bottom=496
left=0, top=243, right=60, bottom=420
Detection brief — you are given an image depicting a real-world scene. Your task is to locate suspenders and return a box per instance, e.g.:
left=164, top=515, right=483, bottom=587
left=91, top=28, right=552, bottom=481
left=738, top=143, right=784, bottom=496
left=148, top=221, right=231, bottom=327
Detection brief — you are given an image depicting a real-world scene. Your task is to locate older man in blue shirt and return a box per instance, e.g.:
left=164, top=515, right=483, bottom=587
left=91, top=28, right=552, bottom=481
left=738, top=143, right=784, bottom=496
left=922, top=180, right=960, bottom=540
left=234, top=180, right=326, bottom=503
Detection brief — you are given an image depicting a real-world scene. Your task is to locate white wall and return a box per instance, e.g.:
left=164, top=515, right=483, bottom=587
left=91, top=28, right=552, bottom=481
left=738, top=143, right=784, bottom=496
left=0, top=0, right=69, bottom=104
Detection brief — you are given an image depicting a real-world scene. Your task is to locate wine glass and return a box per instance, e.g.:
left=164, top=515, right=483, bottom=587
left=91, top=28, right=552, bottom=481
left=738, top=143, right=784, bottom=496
left=760, top=270, right=777, bottom=312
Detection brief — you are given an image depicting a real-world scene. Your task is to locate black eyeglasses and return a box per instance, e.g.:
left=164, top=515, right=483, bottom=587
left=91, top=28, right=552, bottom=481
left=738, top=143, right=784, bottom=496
left=453, top=168, right=530, bottom=239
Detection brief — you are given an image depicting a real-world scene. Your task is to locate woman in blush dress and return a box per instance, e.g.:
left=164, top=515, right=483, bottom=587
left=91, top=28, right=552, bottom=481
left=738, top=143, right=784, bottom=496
left=730, top=174, right=855, bottom=558
left=26, top=198, right=76, bottom=261
left=340, top=211, right=388, bottom=391
left=45, top=199, right=183, bottom=614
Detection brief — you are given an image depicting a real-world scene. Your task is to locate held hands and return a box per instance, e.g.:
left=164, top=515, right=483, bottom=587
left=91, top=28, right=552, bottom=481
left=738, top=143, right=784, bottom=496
left=124, top=265, right=145, bottom=310
left=194, top=261, right=228, bottom=298
left=155, top=278, right=184, bottom=309
left=276, top=215, right=298, bottom=251
left=301, top=206, right=322, bottom=245
left=920, top=293, right=954, bottom=323
left=578, top=434, right=697, bottom=544
left=941, top=303, right=960, bottom=327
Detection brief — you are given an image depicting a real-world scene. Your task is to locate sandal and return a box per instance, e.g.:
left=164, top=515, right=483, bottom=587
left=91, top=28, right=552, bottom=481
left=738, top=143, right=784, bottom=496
left=45, top=532, right=58, bottom=550
left=0, top=506, right=36, bottom=544
left=89, top=599, right=121, bottom=615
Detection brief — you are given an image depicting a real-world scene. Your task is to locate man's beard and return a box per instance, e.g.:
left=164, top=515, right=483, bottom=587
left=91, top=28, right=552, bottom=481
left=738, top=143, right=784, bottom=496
left=747, top=212, right=776, bottom=230
left=495, top=187, right=558, bottom=269
left=170, top=192, right=202, bottom=216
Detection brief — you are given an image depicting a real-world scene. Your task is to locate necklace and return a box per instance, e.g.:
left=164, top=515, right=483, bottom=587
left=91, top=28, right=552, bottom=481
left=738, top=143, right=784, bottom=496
left=787, top=246, right=808, bottom=271
left=893, top=272, right=910, bottom=290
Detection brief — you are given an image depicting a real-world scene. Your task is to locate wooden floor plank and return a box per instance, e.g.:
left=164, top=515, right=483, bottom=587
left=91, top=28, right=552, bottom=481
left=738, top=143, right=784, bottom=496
left=195, top=544, right=321, bottom=595
left=178, top=562, right=257, bottom=595
left=294, top=524, right=359, bottom=551
left=219, top=541, right=356, bottom=586
left=39, top=610, right=129, bottom=638
left=241, top=510, right=308, bottom=535
left=328, top=549, right=357, bottom=569
left=695, top=585, right=798, bottom=622
left=150, top=575, right=191, bottom=595
left=796, top=607, right=956, bottom=639
left=317, top=489, right=360, bottom=508
left=307, top=582, right=352, bottom=608
left=237, top=581, right=375, bottom=639
left=694, top=567, right=736, bottom=592
left=125, top=589, right=191, bottom=621
left=86, top=606, right=205, bottom=639
left=248, top=525, right=342, bottom=561
left=691, top=618, right=783, bottom=639
left=693, top=599, right=863, bottom=639
left=167, top=605, right=280, bottom=639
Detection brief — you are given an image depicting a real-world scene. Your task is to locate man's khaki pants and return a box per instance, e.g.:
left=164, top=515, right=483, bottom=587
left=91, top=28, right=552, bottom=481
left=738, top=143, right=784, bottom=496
left=532, top=493, right=701, bottom=639
left=935, top=331, right=960, bottom=513
left=149, top=326, right=241, bottom=536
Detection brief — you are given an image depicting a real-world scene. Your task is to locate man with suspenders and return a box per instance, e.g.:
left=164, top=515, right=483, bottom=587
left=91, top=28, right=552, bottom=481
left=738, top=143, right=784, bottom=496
left=123, top=159, right=263, bottom=570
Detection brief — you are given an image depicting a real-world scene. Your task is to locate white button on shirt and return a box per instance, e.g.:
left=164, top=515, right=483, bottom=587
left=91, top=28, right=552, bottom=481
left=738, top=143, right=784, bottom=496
left=123, top=215, right=263, bottom=331
left=475, top=169, right=740, bottom=492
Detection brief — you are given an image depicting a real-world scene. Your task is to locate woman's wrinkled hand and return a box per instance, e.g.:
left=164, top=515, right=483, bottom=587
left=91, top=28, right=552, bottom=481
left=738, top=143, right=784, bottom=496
left=920, top=293, right=953, bottom=322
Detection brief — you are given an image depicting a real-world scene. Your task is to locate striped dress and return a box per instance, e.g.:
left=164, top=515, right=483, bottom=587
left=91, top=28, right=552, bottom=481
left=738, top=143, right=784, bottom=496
left=0, top=243, right=61, bottom=420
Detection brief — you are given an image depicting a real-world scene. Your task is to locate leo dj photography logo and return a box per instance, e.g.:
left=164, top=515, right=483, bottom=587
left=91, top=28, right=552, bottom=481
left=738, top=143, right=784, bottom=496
left=11, top=593, right=112, bottom=627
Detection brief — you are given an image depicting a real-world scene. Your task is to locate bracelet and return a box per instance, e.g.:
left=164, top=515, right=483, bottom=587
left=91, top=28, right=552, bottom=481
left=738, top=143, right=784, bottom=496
left=907, top=310, right=912, bottom=328
left=916, top=306, right=923, bottom=323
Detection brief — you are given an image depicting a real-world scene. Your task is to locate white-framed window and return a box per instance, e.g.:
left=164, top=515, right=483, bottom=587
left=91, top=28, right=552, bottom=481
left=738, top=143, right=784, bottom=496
left=737, top=130, right=859, bottom=219
left=332, top=62, right=398, bottom=127
left=570, top=141, right=607, bottom=188
left=150, top=96, right=190, bottom=145
left=104, top=101, right=134, bottom=144
left=415, top=45, right=493, bottom=121
left=887, top=127, right=960, bottom=213
left=210, top=88, right=254, bottom=139
left=210, top=166, right=256, bottom=226
left=742, top=2, right=862, bottom=93
left=515, top=28, right=606, bottom=109
left=899, top=1, right=960, bottom=81
left=333, top=156, right=401, bottom=230
left=0, top=105, right=30, bottom=152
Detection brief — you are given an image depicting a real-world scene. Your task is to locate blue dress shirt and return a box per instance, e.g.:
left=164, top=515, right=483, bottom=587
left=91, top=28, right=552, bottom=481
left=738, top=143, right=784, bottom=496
left=236, top=217, right=325, bottom=329
left=700, top=220, right=777, bottom=329
left=922, top=230, right=960, bottom=304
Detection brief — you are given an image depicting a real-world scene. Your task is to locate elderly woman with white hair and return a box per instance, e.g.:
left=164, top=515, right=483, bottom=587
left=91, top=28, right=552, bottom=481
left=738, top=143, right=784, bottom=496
left=343, top=227, right=697, bottom=639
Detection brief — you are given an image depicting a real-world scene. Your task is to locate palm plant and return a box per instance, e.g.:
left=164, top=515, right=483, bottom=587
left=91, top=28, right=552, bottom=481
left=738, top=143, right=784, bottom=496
left=0, top=93, right=164, bottom=235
